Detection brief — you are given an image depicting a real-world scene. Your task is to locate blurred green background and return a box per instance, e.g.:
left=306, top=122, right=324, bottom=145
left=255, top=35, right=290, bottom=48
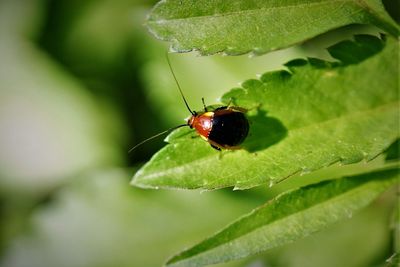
left=0, top=1, right=398, bottom=267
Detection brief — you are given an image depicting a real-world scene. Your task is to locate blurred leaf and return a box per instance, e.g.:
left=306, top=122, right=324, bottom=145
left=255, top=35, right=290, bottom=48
left=0, top=170, right=259, bottom=267
left=37, top=0, right=176, bottom=162
left=166, top=168, right=399, bottom=267
left=132, top=35, right=399, bottom=190
left=0, top=0, right=123, bottom=196
left=146, top=0, right=399, bottom=55
left=41, top=0, right=146, bottom=75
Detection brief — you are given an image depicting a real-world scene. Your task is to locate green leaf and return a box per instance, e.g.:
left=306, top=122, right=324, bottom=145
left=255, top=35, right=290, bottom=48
left=166, top=168, right=399, bottom=267
left=146, top=0, right=399, bottom=55
left=131, top=35, right=399, bottom=190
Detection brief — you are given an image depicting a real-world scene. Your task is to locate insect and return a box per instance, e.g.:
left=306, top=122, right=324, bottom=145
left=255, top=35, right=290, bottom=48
left=129, top=55, right=249, bottom=152
left=187, top=100, right=249, bottom=150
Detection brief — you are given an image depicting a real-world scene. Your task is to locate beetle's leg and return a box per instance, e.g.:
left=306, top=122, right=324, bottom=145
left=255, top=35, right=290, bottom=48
left=210, top=144, right=221, bottom=151
left=202, top=97, right=208, bottom=112
left=230, top=106, right=248, bottom=113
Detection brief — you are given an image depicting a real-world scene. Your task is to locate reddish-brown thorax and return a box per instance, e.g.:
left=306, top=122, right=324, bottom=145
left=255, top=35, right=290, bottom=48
left=188, top=112, right=214, bottom=139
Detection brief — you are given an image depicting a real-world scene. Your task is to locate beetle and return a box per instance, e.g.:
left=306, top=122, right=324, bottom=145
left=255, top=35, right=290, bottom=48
left=129, top=54, right=249, bottom=152
left=187, top=100, right=249, bottom=150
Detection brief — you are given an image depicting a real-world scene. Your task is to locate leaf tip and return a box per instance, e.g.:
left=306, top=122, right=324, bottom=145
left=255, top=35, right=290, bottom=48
left=284, top=58, right=308, bottom=69
left=241, top=79, right=262, bottom=89
left=130, top=171, right=155, bottom=189
left=260, top=69, right=291, bottom=83
left=130, top=173, right=143, bottom=187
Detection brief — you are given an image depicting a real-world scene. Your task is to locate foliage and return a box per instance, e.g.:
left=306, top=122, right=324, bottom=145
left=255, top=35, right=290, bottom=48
left=132, top=0, right=400, bottom=266
left=147, top=0, right=399, bottom=55
left=0, top=1, right=398, bottom=267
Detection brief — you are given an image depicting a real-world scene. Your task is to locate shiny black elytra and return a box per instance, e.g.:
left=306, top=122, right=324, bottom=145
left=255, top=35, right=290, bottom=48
left=208, top=108, right=249, bottom=150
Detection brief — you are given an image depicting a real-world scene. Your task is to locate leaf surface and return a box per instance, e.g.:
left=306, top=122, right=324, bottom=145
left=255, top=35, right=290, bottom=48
left=166, top=168, right=399, bottom=267
left=132, top=36, right=399, bottom=190
left=147, top=0, right=399, bottom=55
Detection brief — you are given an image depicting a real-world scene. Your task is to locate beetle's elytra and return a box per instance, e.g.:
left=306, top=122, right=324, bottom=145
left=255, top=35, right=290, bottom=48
left=188, top=106, right=249, bottom=150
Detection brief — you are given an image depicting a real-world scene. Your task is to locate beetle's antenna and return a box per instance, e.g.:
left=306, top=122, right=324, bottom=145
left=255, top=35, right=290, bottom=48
left=166, top=53, right=195, bottom=115
left=128, top=124, right=188, bottom=153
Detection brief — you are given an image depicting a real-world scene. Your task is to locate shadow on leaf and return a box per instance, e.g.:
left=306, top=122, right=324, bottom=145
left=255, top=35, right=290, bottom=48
left=242, top=110, right=287, bottom=152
